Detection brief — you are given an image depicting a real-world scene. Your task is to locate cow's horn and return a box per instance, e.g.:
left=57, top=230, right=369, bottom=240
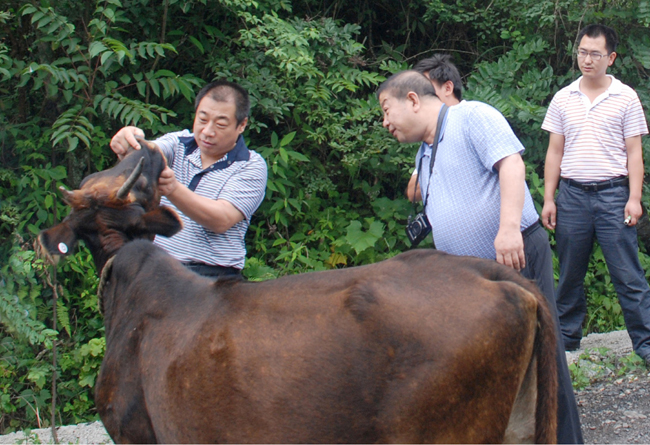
left=116, top=157, right=145, bottom=200
left=59, top=185, right=74, bottom=204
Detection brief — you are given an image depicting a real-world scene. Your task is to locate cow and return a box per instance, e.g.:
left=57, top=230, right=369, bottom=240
left=38, top=139, right=558, bottom=444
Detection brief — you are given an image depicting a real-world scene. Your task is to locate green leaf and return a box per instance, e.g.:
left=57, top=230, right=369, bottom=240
left=345, top=220, right=385, bottom=254
left=67, top=136, right=80, bottom=152
left=149, top=78, right=160, bottom=97
left=88, top=41, right=108, bottom=58
left=287, top=150, right=309, bottom=162
left=62, top=89, right=73, bottom=103
left=153, top=69, right=176, bottom=78
left=279, top=147, right=288, bottom=163
left=280, top=131, right=296, bottom=147
left=44, top=194, right=53, bottom=209
left=188, top=35, right=205, bottom=54
left=56, top=300, right=71, bottom=336
left=136, top=81, right=146, bottom=97
left=100, top=51, right=113, bottom=65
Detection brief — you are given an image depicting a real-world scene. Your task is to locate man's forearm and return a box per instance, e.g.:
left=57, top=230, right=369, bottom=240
left=497, top=155, right=525, bottom=230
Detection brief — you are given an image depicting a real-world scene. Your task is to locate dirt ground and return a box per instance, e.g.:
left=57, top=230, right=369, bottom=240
left=568, top=330, right=650, bottom=444
left=577, top=373, right=650, bottom=444
left=1, top=330, right=648, bottom=444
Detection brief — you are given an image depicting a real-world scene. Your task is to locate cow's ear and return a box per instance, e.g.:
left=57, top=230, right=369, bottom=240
left=141, top=206, right=183, bottom=237
left=38, top=222, right=79, bottom=258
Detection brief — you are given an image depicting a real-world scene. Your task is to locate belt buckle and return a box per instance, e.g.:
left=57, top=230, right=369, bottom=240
left=583, top=182, right=598, bottom=192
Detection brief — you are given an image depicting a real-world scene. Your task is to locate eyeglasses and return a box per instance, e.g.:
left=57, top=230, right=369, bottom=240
left=576, top=49, right=609, bottom=61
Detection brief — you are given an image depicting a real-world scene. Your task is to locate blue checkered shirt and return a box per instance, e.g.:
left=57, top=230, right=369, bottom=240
left=416, top=101, right=539, bottom=259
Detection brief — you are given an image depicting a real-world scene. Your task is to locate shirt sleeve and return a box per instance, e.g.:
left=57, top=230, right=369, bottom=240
left=541, top=92, right=564, bottom=135
left=153, top=130, right=192, bottom=166
left=218, top=152, right=268, bottom=221
left=623, top=93, right=649, bottom=139
left=466, top=103, right=525, bottom=172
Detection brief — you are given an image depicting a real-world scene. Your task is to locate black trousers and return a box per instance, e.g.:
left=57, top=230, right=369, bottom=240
left=520, top=222, right=584, bottom=444
left=183, top=262, right=242, bottom=279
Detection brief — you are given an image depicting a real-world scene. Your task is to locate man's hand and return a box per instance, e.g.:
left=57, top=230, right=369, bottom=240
left=110, top=126, right=145, bottom=160
left=541, top=200, right=557, bottom=230
left=158, top=166, right=179, bottom=197
left=494, top=227, right=525, bottom=271
left=624, top=199, right=643, bottom=227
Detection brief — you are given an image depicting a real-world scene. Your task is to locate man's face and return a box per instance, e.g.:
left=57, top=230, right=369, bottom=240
left=193, top=95, right=247, bottom=160
left=577, top=35, right=616, bottom=79
left=379, top=91, right=420, bottom=143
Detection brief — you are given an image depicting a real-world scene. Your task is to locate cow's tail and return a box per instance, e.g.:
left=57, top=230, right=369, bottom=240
left=534, top=289, right=558, bottom=444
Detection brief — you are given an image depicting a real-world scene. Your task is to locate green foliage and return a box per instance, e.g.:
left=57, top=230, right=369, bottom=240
left=583, top=245, right=626, bottom=334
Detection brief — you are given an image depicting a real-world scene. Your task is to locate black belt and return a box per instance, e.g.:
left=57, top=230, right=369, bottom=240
left=183, top=262, right=241, bottom=278
left=521, top=220, right=542, bottom=238
left=561, top=176, right=628, bottom=192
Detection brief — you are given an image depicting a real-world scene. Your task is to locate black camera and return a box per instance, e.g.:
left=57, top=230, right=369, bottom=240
left=405, top=212, right=432, bottom=247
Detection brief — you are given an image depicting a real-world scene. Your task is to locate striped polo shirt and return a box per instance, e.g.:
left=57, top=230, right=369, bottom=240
left=542, top=75, right=648, bottom=181
left=153, top=130, right=267, bottom=269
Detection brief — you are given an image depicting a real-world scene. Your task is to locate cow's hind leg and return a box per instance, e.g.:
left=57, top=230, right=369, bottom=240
left=503, top=356, right=536, bottom=443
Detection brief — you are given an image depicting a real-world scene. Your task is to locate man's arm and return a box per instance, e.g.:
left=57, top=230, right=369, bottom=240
left=625, top=135, right=645, bottom=226
left=541, top=132, right=565, bottom=230
left=159, top=168, right=245, bottom=234
left=111, top=126, right=245, bottom=234
left=494, top=153, right=526, bottom=271
left=406, top=173, right=422, bottom=201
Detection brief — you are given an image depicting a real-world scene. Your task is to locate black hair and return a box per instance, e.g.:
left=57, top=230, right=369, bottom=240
left=376, top=70, right=438, bottom=101
left=413, top=53, right=463, bottom=101
left=194, top=80, right=250, bottom=126
left=577, top=24, right=619, bottom=55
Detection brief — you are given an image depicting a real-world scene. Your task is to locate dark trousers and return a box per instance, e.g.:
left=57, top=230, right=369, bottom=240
left=183, top=262, right=242, bottom=279
left=520, top=222, right=584, bottom=444
left=555, top=182, right=650, bottom=359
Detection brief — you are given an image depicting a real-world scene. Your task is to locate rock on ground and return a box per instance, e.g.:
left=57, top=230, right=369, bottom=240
left=566, top=329, right=634, bottom=365
left=0, top=421, right=111, bottom=444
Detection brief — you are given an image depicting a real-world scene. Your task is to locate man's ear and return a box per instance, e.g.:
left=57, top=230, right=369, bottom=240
left=237, top=117, right=248, bottom=134
left=406, top=91, right=421, bottom=111
left=442, top=80, right=454, bottom=97
left=607, top=52, right=617, bottom=67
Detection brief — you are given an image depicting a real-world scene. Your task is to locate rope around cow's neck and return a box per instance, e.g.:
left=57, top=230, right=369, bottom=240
left=97, top=255, right=116, bottom=315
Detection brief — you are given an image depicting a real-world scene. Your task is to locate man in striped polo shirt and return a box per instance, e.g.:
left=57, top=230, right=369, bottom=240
left=110, top=80, right=268, bottom=278
left=541, top=24, right=650, bottom=366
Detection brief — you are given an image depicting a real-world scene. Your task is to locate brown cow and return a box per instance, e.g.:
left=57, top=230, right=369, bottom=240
left=38, top=139, right=557, bottom=443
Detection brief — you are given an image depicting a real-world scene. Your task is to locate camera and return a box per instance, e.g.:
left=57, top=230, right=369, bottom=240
left=405, top=212, right=432, bottom=247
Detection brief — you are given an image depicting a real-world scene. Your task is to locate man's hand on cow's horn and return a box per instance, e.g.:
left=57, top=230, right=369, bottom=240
left=110, top=126, right=145, bottom=160
left=158, top=166, right=179, bottom=197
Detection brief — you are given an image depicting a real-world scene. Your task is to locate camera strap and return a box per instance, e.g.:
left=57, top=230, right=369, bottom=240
left=411, top=103, right=449, bottom=212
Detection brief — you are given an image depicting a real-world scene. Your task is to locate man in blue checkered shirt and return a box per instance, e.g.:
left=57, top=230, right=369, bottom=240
left=378, top=69, right=583, bottom=444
